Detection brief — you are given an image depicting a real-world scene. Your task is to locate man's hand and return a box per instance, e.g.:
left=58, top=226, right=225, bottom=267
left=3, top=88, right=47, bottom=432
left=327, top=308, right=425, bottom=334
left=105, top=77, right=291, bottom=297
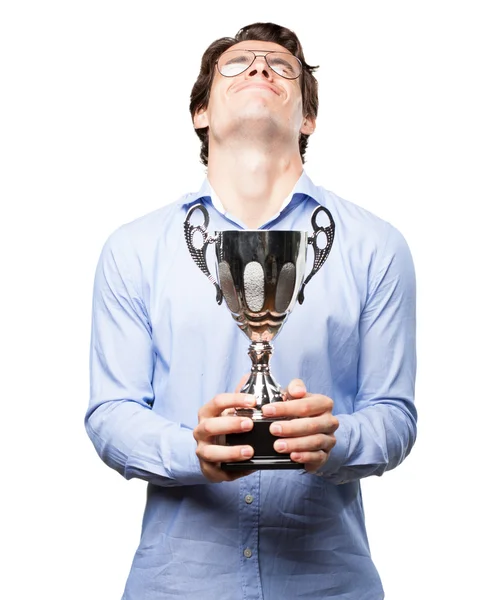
left=194, top=381, right=256, bottom=482
left=262, top=379, right=339, bottom=473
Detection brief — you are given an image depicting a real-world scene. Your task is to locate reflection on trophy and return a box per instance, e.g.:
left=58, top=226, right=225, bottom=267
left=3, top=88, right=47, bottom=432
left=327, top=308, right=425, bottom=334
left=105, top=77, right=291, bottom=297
left=184, top=203, right=335, bottom=470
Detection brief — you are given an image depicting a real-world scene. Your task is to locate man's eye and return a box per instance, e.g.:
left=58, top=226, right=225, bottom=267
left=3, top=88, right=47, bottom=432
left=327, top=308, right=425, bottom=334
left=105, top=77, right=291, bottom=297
left=224, top=55, right=250, bottom=67
left=270, top=59, right=293, bottom=74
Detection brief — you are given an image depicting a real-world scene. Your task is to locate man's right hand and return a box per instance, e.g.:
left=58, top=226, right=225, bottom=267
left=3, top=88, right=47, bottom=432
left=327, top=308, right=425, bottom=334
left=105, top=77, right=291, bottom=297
left=194, top=389, right=257, bottom=482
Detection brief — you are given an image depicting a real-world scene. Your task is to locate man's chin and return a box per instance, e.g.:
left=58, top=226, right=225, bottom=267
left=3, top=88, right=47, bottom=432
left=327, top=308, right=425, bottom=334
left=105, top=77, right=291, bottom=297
left=228, top=111, right=281, bottom=135
left=235, top=124, right=282, bottom=144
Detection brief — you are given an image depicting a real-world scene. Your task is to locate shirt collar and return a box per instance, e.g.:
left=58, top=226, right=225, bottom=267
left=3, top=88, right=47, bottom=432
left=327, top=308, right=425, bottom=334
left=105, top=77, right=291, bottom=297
left=180, top=170, right=322, bottom=210
left=209, top=182, right=293, bottom=215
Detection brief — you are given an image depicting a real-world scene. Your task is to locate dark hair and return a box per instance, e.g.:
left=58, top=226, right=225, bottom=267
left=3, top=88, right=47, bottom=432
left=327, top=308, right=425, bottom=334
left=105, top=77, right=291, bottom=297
left=189, top=22, right=319, bottom=167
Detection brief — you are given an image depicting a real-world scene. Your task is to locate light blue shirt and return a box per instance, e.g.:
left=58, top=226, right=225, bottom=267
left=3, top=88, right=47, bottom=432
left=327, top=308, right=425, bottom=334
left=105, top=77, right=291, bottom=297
left=86, top=171, right=417, bottom=599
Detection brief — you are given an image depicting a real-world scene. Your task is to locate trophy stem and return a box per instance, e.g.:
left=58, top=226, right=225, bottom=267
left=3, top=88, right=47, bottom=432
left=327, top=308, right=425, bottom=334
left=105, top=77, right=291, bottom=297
left=223, top=342, right=303, bottom=469
left=238, top=341, right=284, bottom=412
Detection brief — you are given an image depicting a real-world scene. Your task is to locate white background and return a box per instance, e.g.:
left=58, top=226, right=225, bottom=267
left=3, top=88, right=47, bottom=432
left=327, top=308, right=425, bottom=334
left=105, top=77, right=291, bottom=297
left=1, top=1, right=478, bottom=599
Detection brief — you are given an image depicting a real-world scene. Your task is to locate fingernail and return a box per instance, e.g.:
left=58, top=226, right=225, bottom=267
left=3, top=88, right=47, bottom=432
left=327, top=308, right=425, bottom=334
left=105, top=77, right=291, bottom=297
left=241, top=447, right=253, bottom=457
left=292, top=385, right=305, bottom=395
left=270, top=424, right=282, bottom=435
left=275, top=441, right=287, bottom=452
left=245, top=395, right=256, bottom=407
left=241, top=419, right=252, bottom=431
left=262, top=404, right=276, bottom=416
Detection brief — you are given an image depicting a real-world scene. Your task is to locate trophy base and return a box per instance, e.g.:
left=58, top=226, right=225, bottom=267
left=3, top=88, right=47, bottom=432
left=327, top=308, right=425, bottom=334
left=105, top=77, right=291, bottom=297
left=221, top=417, right=304, bottom=471
left=221, top=458, right=302, bottom=471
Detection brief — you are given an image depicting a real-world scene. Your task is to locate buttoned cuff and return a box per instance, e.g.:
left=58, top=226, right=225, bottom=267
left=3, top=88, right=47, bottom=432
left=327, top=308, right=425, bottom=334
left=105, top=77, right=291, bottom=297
left=165, top=426, right=207, bottom=485
left=125, top=423, right=208, bottom=486
left=313, top=414, right=351, bottom=478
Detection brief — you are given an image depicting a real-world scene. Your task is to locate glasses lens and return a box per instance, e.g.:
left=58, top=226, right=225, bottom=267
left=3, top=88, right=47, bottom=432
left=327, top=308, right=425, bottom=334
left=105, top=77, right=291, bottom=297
left=217, top=50, right=254, bottom=77
left=217, top=50, right=302, bottom=79
left=266, top=53, right=302, bottom=79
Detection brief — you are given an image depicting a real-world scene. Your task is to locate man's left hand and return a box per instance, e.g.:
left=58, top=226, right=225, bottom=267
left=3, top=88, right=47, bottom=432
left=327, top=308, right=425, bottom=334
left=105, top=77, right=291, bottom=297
left=262, top=379, right=339, bottom=473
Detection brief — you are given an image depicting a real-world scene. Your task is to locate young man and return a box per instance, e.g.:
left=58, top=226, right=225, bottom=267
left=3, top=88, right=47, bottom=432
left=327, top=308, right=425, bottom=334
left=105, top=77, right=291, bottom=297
left=86, top=22, right=417, bottom=599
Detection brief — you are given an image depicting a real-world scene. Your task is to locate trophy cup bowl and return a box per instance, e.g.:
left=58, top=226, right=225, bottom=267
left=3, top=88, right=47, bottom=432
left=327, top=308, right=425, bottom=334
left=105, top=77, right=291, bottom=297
left=184, top=204, right=335, bottom=470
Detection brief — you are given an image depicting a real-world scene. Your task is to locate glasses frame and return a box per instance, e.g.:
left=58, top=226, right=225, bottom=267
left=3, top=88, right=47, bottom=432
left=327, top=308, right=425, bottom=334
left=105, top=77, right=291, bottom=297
left=216, top=49, right=303, bottom=80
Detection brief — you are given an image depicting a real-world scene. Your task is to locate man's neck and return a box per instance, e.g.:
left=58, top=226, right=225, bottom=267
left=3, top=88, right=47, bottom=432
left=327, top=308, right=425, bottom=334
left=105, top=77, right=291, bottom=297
left=207, top=145, right=303, bottom=229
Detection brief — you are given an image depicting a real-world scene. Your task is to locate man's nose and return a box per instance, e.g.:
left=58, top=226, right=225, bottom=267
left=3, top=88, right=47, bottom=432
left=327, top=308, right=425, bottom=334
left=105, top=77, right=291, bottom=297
left=247, top=55, right=271, bottom=78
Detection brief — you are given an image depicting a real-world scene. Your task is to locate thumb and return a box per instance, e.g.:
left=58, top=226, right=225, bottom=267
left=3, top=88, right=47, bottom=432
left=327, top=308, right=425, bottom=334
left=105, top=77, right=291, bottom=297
left=284, top=378, right=307, bottom=400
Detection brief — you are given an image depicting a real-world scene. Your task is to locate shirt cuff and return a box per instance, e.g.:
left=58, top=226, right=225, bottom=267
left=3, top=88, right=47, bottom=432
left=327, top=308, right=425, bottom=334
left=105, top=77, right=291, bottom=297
left=313, top=414, right=351, bottom=477
left=166, top=426, right=208, bottom=485
left=125, top=423, right=208, bottom=486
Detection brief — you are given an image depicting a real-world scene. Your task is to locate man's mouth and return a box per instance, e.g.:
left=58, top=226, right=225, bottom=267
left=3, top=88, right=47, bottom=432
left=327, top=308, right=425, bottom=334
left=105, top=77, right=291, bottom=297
left=234, top=82, right=279, bottom=95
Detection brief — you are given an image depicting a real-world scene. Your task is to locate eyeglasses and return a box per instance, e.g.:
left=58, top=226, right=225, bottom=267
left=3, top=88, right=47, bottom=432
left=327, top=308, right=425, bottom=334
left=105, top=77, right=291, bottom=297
left=216, top=49, right=303, bottom=80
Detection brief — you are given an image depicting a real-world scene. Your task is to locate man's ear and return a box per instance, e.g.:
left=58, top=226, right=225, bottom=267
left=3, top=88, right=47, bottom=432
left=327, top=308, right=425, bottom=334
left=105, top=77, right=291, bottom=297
left=300, top=115, right=316, bottom=135
left=193, top=107, right=209, bottom=129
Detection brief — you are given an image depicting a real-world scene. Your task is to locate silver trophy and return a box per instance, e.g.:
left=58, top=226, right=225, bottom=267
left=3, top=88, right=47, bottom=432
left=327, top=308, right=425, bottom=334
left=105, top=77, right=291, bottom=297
left=184, top=203, right=335, bottom=470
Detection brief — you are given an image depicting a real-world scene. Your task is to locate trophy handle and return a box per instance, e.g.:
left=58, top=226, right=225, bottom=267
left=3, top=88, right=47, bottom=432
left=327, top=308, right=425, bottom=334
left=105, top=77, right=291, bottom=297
left=298, top=205, right=335, bottom=305
left=184, top=204, right=223, bottom=305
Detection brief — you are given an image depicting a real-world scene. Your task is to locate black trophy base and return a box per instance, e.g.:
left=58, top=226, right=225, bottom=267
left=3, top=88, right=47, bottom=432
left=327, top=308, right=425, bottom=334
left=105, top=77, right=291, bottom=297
left=221, top=418, right=304, bottom=471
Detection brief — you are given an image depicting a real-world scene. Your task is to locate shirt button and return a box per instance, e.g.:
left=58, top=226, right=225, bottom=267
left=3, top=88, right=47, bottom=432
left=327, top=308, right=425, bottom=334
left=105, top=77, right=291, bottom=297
left=244, top=494, right=254, bottom=504
left=243, top=548, right=252, bottom=559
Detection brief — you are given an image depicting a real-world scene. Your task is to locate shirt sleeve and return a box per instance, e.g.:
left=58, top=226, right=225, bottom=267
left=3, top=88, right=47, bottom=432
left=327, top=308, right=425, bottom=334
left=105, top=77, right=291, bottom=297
left=318, top=225, right=418, bottom=484
left=85, top=228, right=207, bottom=487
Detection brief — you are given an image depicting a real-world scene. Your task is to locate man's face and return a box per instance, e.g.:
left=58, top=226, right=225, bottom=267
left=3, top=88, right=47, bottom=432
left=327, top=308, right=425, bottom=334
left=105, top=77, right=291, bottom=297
left=194, top=40, right=315, bottom=146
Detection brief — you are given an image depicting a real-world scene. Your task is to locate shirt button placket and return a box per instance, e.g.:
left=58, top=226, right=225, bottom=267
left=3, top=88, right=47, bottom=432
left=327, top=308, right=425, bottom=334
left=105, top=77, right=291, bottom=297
left=239, top=473, right=262, bottom=600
